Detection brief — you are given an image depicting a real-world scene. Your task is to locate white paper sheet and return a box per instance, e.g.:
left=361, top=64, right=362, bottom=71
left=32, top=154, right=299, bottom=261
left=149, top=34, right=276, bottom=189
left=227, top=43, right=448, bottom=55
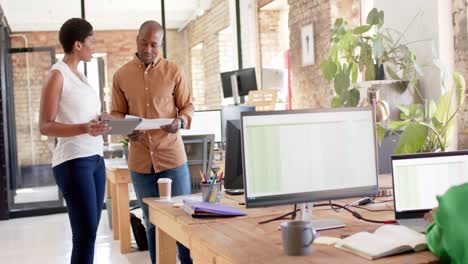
left=126, top=115, right=174, bottom=130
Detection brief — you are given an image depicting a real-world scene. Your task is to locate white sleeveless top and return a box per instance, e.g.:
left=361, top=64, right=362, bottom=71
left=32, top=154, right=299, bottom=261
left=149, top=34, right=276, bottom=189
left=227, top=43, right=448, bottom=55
left=51, top=61, right=104, bottom=167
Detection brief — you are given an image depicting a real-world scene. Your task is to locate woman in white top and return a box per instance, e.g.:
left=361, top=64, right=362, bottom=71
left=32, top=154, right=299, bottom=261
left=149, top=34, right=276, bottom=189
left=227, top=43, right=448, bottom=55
left=39, top=18, right=110, bottom=264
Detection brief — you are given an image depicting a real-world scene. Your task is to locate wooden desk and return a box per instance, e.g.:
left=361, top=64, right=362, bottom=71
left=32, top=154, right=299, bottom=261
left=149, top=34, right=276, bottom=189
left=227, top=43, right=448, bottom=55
left=105, top=160, right=132, bottom=254
left=144, top=195, right=438, bottom=264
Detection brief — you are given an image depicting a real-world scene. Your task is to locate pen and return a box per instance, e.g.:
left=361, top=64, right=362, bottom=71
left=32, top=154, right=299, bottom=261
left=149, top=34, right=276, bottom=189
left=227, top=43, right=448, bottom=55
left=199, top=170, right=206, bottom=183
left=217, top=172, right=224, bottom=183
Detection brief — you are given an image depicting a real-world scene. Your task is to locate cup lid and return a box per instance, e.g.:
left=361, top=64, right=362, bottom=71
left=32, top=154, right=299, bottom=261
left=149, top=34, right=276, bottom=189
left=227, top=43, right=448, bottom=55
left=157, top=178, right=172, bottom=183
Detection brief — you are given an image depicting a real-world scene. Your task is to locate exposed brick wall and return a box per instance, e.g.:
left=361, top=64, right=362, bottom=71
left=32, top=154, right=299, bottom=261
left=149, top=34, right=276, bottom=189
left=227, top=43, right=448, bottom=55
left=288, top=0, right=333, bottom=109
left=184, top=0, right=231, bottom=110
left=258, top=10, right=282, bottom=68
left=288, top=0, right=360, bottom=109
left=453, top=0, right=468, bottom=148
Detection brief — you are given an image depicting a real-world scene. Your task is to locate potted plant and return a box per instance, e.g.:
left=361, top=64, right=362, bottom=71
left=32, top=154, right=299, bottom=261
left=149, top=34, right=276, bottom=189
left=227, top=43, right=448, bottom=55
left=120, top=138, right=129, bottom=161
left=320, top=8, right=423, bottom=108
left=379, top=72, right=466, bottom=154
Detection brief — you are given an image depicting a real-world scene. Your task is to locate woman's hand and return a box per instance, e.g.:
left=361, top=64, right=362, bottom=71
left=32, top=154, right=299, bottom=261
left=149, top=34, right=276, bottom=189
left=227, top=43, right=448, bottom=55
left=424, top=208, right=437, bottom=222
left=86, top=119, right=111, bottom=136
left=99, top=112, right=114, bottom=121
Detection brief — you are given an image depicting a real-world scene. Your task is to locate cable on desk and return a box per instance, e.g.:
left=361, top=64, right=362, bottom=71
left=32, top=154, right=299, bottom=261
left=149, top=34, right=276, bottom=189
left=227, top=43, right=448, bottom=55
left=258, top=204, right=298, bottom=224
left=327, top=201, right=396, bottom=224
left=352, top=205, right=393, bottom=212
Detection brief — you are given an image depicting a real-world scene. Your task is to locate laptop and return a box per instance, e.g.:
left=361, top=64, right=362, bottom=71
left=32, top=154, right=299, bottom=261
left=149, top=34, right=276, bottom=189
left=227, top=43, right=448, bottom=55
left=391, top=150, right=468, bottom=233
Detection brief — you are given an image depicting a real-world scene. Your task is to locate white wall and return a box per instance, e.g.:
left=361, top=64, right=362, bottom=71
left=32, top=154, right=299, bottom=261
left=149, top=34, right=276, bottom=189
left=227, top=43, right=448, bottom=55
left=374, top=0, right=456, bottom=149
left=374, top=0, right=454, bottom=101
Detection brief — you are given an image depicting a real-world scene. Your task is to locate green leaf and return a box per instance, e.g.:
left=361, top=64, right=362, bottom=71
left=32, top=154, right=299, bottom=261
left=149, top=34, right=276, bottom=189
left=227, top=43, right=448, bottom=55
left=386, top=66, right=401, bottom=80
left=376, top=124, right=386, bottom=145
left=350, top=63, right=358, bottom=83
left=434, top=91, right=453, bottom=122
left=428, top=100, right=437, bottom=119
left=453, top=72, right=466, bottom=106
left=334, top=18, right=344, bottom=28
left=431, top=116, right=443, bottom=131
left=365, top=61, right=375, bottom=81
left=394, top=123, right=428, bottom=154
left=334, top=72, right=350, bottom=95
left=331, top=96, right=343, bottom=108
left=409, top=104, right=425, bottom=119
left=353, top=25, right=372, bottom=34
left=347, top=88, right=360, bottom=107
left=397, top=105, right=409, bottom=119
left=388, top=120, right=410, bottom=130
left=367, top=8, right=384, bottom=27
left=320, top=60, right=338, bottom=81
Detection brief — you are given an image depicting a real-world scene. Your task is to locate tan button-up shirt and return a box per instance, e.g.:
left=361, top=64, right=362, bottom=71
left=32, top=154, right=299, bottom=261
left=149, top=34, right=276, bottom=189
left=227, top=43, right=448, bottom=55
left=111, top=54, right=194, bottom=173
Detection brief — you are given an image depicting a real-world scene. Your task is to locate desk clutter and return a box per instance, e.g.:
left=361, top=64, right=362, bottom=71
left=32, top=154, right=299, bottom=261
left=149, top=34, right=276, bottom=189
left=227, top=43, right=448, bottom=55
left=181, top=199, right=246, bottom=217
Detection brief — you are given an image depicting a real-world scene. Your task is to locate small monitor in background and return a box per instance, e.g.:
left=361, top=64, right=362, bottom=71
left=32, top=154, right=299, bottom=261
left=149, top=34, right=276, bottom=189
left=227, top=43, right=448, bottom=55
left=180, top=110, right=222, bottom=143
left=220, top=68, right=258, bottom=98
left=220, top=70, right=236, bottom=98
left=224, top=120, right=243, bottom=193
left=237, top=68, right=257, bottom=97
left=221, top=105, right=255, bottom=144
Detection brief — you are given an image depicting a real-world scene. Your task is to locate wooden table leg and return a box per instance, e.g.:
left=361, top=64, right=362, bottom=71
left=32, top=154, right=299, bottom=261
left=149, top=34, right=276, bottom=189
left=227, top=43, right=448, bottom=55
left=110, top=181, right=119, bottom=240
left=156, top=226, right=177, bottom=264
left=116, top=182, right=131, bottom=253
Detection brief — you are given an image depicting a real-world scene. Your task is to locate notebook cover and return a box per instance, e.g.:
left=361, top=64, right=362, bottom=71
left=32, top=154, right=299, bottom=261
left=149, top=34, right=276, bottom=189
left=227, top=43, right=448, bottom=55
left=183, top=199, right=246, bottom=216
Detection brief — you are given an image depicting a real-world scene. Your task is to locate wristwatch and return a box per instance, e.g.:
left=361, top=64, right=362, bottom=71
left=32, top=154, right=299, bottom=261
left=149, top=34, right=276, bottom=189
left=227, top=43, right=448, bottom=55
left=179, top=118, right=185, bottom=129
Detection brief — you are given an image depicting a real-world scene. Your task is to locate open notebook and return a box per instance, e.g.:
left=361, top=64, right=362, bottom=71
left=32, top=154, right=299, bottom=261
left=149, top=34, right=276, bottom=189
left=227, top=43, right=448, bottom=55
left=335, top=225, right=427, bottom=260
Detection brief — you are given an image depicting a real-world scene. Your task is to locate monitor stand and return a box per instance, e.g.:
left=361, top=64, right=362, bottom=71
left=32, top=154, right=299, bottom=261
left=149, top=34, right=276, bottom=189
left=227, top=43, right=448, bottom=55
left=224, top=189, right=244, bottom=195
left=299, top=203, right=346, bottom=231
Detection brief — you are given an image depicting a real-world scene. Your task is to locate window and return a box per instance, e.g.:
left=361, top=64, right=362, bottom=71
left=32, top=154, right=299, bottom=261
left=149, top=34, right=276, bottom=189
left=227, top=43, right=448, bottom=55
left=191, top=43, right=205, bottom=109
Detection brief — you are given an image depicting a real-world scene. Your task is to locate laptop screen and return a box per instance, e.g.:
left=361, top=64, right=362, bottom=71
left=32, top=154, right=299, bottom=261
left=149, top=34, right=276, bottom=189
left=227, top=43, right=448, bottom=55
left=392, top=152, right=468, bottom=213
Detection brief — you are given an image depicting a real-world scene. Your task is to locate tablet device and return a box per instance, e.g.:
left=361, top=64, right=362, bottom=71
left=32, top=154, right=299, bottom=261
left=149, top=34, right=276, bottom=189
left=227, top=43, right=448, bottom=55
left=102, top=118, right=142, bottom=135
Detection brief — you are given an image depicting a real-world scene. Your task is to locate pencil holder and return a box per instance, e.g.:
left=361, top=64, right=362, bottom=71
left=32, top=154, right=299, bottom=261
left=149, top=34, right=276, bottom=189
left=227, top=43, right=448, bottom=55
left=201, top=182, right=222, bottom=203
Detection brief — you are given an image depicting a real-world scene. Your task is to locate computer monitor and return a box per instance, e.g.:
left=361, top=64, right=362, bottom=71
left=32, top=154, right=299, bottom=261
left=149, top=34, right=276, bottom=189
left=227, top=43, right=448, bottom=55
left=237, top=68, right=257, bottom=97
left=224, top=120, right=243, bottom=191
left=220, top=68, right=258, bottom=98
left=180, top=110, right=222, bottom=142
left=241, top=107, right=378, bottom=209
left=391, top=150, right=468, bottom=219
left=221, top=105, right=255, bottom=144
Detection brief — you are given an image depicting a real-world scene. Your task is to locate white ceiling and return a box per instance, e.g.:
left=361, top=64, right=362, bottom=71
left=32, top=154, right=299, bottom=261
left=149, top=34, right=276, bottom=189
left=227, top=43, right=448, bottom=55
left=0, top=0, right=203, bottom=32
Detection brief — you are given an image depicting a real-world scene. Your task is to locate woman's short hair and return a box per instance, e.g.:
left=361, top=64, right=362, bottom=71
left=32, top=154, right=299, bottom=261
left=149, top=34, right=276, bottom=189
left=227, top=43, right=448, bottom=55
left=59, top=18, right=93, bottom=54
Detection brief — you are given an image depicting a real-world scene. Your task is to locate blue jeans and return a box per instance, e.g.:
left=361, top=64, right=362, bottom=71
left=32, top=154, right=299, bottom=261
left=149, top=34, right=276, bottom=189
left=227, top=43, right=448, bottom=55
left=53, top=155, right=106, bottom=264
left=131, top=163, right=192, bottom=264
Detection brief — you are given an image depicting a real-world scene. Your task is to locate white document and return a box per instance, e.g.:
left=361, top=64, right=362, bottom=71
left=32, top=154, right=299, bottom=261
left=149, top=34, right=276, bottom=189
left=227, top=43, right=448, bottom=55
left=126, top=115, right=174, bottom=130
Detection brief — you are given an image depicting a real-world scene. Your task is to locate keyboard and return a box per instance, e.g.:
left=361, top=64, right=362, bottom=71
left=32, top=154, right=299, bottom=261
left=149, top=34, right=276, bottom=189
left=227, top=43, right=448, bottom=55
left=397, top=218, right=431, bottom=233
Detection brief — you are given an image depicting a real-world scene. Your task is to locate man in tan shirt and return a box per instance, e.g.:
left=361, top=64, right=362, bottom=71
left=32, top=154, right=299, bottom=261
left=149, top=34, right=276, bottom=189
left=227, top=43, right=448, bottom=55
left=111, top=20, right=194, bottom=264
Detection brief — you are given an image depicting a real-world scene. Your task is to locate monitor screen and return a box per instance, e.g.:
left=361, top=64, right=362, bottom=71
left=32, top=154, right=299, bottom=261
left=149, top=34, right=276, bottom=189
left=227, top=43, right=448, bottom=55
left=241, top=107, right=378, bottom=208
left=224, top=120, right=243, bottom=190
left=392, top=151, right=468, bottom=213
left=180, top=110, right=222, bottom=142
left=221, top=105, right=255, bottom=144
left=220, top=68, right=257, bottom=98
left=221, top=70, right=236, bottom=98
left=237, top=68, right=257, bottom=97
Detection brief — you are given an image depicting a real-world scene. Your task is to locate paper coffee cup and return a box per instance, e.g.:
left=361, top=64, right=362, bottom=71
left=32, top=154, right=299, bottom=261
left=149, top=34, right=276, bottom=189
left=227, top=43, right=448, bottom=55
left=157, top=178, right=172, bottom=199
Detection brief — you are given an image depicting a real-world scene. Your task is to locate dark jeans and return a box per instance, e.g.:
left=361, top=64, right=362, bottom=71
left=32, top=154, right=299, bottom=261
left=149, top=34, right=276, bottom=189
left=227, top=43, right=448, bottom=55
left=131, top=163, right=192, bottom=264
left=53, top=155, right=106, bottom=264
